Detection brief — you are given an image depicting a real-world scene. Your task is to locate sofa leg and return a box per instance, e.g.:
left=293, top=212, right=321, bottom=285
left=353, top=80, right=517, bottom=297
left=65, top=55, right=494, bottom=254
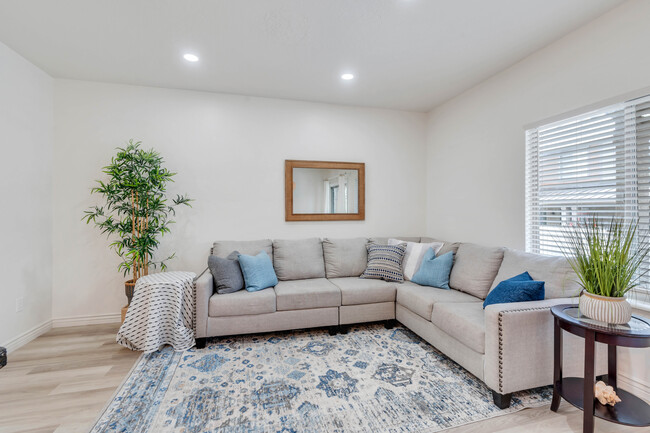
left=384, top=320, right=396, bottom=329
left=339, top=325, right=349, bottom=335
left=195, top=338, right=207, bottom=349
left=328, top=326, right=338, bottom=336
left=492, top=391, right=512, bottom=409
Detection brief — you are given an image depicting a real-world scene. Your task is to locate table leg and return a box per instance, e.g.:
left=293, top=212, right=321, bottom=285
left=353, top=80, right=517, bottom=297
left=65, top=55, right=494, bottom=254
left=583, top=330, right=595, bottom=433
left=551, top=317, right=562, bottom=412
left=608, top=344, right=617, bottom=390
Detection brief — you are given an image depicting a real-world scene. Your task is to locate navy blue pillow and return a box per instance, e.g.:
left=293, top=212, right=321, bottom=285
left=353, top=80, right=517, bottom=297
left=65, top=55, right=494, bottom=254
left=483, top=272, right=545, bottom=308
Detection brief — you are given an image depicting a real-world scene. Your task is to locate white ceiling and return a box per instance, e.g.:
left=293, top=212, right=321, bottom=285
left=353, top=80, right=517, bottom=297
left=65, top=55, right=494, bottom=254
left=0, top=0, right=625, bottom=112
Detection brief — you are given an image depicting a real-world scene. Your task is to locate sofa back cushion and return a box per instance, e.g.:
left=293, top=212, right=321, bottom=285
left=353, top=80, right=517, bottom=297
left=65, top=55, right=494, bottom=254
left=369, top=236, right=421, bottom=245
left=322, top=237, right=368, bottom=278
left=273, top=238, right=326, bottom=281
left=212, top=239, right=273, bottom=261
left=449, top=243, right=505, bottom=299
left=420, top=237, right=461, bottom=256
left=489, top=248, right=581, bottom=299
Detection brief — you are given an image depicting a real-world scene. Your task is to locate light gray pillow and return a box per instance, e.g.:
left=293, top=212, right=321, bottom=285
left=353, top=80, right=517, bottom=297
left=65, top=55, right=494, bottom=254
left=322, top=238, right=368, bottom=278
left=208, top=250, right=244, bottom=294
left=388, top=238, right=444, bottom=281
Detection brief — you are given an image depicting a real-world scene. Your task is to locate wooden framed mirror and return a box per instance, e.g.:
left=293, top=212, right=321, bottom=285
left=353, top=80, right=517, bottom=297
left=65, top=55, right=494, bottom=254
left=285, top=160, right=365, bottom=221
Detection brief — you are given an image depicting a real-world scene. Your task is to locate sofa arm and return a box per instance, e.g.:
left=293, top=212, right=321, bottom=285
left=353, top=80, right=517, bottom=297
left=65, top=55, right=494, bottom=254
left=484, top=298, right=606, bottom=395
left=194, top=270, right=213, bottom=338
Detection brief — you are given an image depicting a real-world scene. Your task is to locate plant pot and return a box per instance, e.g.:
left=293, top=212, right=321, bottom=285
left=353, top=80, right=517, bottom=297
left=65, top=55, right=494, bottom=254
left=579, top=290, right=632, bottom=325
left=125, top=279, right=135, bottom=305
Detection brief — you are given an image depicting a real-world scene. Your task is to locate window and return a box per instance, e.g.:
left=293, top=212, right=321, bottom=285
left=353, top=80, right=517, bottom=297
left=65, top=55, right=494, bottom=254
left=526, top=94, right=650, bottom=299
left=330, top=185, right=339, bottom=213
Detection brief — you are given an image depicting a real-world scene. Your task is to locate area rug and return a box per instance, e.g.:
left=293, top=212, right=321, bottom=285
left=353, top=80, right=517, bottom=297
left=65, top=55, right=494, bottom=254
left=91, top=324, right=551, bottom=432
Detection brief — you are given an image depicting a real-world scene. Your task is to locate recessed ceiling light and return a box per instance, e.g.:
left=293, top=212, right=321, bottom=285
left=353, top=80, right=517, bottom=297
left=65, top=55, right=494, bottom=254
left=341, top=73, right=354, bottom=80
left=183, top=53, right=199, bottom=62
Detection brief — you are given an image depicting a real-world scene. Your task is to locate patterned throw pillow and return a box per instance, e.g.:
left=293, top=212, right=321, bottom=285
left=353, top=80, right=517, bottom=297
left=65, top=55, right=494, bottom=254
left=388, top=238, right=444, bottom=281
left=360, top=243, right=407, bottom=283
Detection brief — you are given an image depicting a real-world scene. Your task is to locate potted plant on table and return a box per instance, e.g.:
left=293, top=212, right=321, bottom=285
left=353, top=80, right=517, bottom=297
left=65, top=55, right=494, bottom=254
left=83, top=140, right=191, bottom=305
left=559, top=217, right=650, bottom=324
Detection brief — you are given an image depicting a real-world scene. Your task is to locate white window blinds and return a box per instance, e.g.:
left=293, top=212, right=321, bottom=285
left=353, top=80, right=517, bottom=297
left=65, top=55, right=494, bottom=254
left=526, top=94, right=650, bottom=299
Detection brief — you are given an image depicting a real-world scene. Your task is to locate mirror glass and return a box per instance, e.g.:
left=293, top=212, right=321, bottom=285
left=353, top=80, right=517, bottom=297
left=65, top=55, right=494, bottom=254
left=285, top=160, right=365, bottom=221
left=292, top=168, right=359, bottom=214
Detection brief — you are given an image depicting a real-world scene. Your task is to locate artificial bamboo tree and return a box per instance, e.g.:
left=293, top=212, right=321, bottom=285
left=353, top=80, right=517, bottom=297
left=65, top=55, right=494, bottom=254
left=83, top=140, right=191, bottom=302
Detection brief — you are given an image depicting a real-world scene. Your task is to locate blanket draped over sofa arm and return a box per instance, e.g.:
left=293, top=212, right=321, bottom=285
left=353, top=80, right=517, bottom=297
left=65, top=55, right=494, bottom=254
left=194, top=271, right=214, bottom=338
left=484, top=298, right=607, bottom=395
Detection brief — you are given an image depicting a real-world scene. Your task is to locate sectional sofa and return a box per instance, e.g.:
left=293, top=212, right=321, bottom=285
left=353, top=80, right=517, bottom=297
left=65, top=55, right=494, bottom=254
left=194, top=236, right=606, bottom=408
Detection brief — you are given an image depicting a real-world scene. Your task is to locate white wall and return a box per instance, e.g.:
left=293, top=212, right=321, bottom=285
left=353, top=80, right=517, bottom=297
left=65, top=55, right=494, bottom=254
left=426, top=0, right=650, bottom=249
left=53, top=80, right=427, bottom=320
left=425, top=0, right=650, bottom=397
left=0, top=42, right=53, bottom=349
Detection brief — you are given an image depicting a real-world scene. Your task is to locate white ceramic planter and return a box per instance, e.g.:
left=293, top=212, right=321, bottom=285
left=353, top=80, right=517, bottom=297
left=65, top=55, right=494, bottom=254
left=579, top=290, right=632, bottom=325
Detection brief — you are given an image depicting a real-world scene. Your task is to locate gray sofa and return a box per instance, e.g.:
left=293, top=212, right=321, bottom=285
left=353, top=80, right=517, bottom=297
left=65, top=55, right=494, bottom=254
left=194, top=236, right=607, bottom=408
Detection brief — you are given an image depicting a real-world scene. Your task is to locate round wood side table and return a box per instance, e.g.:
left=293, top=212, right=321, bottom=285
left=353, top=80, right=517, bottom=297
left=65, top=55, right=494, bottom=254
left=550, top=304, right=650, bottom=433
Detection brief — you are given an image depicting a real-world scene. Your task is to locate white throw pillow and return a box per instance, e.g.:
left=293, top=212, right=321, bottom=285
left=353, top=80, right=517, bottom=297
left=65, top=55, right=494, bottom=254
left=388, top=238, right=444, bottom=281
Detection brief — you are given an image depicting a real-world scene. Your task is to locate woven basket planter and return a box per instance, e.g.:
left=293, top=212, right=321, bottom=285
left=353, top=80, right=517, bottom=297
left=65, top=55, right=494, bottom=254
left=125, top=279, right=136, bottom=305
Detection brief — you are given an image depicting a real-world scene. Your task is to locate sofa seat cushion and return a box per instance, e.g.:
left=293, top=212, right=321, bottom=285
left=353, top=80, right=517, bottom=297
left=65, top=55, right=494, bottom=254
left=449, top=243, right=505, bottom=299
left=431, top=302, right=486, bottom=354
left=273, top=238, right=326, bottom=281
left=329, top=277, right=397, bottom=305
left=489, top=248, right=581, bottom=299
left=275, top=278, right=341, bottom=311
left=396, top=281, right=480, bottom=320
left=209, top=287, right=276, bottom=317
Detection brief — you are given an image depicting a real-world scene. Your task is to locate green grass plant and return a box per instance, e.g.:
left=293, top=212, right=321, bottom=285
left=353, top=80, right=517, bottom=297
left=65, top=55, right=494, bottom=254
left=559, top=217, right=650, bottom=297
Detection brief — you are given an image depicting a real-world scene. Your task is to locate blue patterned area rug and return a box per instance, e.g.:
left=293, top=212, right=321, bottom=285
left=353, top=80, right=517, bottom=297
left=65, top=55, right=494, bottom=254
left=91, top=324, right=551, bottom=432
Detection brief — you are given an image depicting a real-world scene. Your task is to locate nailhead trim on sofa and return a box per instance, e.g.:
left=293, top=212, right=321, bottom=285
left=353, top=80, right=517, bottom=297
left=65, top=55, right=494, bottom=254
left=496, top=306, right=554, bottom=393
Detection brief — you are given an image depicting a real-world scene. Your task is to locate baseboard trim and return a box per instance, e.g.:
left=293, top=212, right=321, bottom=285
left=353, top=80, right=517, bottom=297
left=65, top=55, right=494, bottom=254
left=619, top=372, right=650, bottom=402
left=52, top=313, right=122, bottom=328
left=2, top=320, right=52, bottom=354
left=2, top=313, right=122, bottom=354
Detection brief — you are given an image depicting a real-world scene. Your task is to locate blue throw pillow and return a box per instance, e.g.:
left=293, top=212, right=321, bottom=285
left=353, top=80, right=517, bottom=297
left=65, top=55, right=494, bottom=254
left=410, top=249, right=454, bottom=290
left=238, top=251, right=278, bottom=292
left=483, top=272, right=545, bottom=308
left=503, top=271, right=533, bottom=282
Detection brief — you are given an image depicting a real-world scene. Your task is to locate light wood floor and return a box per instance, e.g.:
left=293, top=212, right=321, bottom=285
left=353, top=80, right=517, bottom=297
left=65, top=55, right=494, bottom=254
left=0, top=324, right=140, bottom=433
left=0, top=324, right=641, bottom=433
